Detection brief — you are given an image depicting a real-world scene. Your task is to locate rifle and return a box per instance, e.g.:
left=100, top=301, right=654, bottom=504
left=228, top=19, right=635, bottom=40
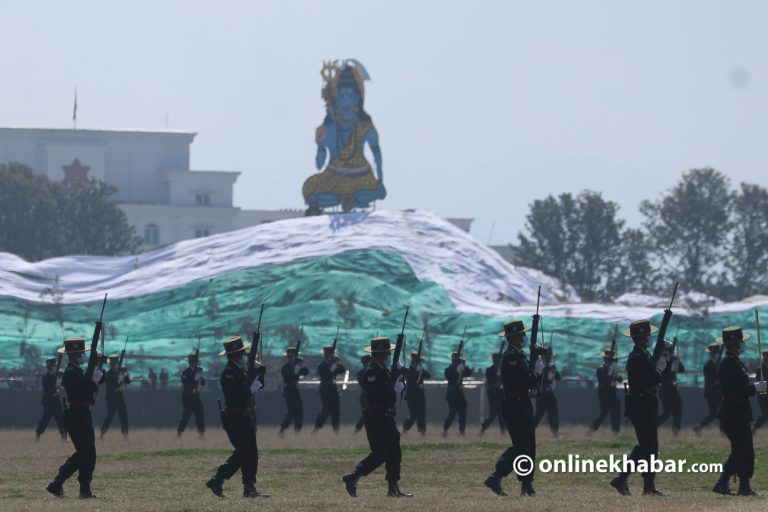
left=331, top=324, right=341, bottom=354
left=248, top=304, right=265, bottom=383
left=389, top=306, right=410, bottom=392
left=295, top=324, right=305, bottom=362
left=117, top=336, right=129, bottom=373
left=84, top=294, right=108, bottom=381
left=530, top=286, right=546, bottom=358
left=55, top=353, right=63, bottom=387
left=457, top=326, right=467, bottom=360
left=609, top=324, right=618, bottom=356
left=193, top=335, right=202, bottom=369
left=651, top=282, right=678, bottom=364
left=757, top=310, right=765, bottom=391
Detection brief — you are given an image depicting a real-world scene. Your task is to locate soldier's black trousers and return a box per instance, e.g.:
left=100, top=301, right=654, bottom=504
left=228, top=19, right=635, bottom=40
left=177, top=394, right=205, bottom=434
left=494, top=397, right=536, bottom=483
left=314, top=385, right=340, bottom=431
left=403, top=390, right=427, bottom=434
left=621, top=395, right=658, bottom=481
left=280, top=388, right=303, bottom=432
left=533, top=392, right=559, bottom=433
left=590, top=389, right=621, bottom=432
left=101, top=396, right=129, bottom=435
left=656, top=388, right=683, bottom=430
left=698, top=391, right=721, bottom=427
left=37, top=400, right=66, bottom=438
left=721, top=416, right=754, bottom=480
left=753, top=395, right=768, bottom=431
left=215, top=414, right=258, bottom=485
left=443, top=389, right=467, bottom=433
left=481, top=391, right=505, bottom=432
left=54, top=410, right=96, bottom=490
left=356, top=414, right=401, bottom=483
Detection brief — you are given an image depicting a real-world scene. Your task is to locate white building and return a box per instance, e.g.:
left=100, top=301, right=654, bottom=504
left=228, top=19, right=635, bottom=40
left=0, top=127, right=301, bottom=249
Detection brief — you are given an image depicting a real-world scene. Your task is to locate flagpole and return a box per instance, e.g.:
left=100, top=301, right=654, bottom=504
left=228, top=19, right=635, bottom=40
left=72, top=87, right=78, bottom=130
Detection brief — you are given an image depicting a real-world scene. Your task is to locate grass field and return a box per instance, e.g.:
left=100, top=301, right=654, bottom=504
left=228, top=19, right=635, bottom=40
left=0, top=424, right=766, bottom=511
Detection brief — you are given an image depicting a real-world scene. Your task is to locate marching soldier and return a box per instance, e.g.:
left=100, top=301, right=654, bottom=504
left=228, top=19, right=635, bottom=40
left=279, top=347, right=308, bottom=435
left=354, top=355, right=371, bottom=433
left=480, top=352, right=505, bottom=434
left=712, top=326, right=767, bottom=495
left=610, top=319, right=666, bottom=496
left=46, top=338, right=104, bottom=499
left=177, top=352, right=206, bottom=438
left=483, top=320, right=544, bottom=497
left=589, top=349, right=622, bottom=434
left=100, top=354, right=131, bottom=439
left=656, top=341, right=685, bottom=435
left=314, top=345, right=347, bottom=433
left=403, top=351, right=430, bottom=435
left=342, top=336, right=412, bottom=498
left=693, top=344, right=721, bottom=435
left=533, top=348, right=561, bottom=438
left=442, top=352, right=472, bottom=436
left=36, top=358, right=66, bottom=441
left=206, top=336, right=269, bottom=498
left=753, top=350, right=768, bottom=433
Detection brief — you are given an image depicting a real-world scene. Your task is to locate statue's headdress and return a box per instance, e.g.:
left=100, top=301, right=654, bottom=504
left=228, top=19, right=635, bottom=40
left=321, top=59, right=371, bottom=103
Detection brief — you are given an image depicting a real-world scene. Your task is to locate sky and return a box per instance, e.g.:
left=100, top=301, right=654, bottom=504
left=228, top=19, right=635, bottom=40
left=1, top=1, right=767, bottom=244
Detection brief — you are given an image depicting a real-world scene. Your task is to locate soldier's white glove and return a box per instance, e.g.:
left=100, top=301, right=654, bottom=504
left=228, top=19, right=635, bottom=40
left=671, top=360, right=679, bottom=372
left=533, top=357, right=544, bottom=376
left=330, top=362, right=338, bottom=373
left=755, top=381, right=768, bottom=394
left=295, top=361, right=303, bottom=369
left=656, top=358, right=667, bottom=373
left=457, top=364, right=465, bottom=374
left=92, top=368, right=104, bottom=384
left=194, top=372, right=200, bottom=382
left=608, top=362, right=617, bottom=375
left=416, top=363, right=423, bottom=372
left=250, top=378, right=264, bottom=392
left=394, top=378, right=405, bottom=394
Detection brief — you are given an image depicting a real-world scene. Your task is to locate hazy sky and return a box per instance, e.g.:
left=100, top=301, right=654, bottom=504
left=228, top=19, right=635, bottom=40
left=2, top=1, right=766, bottom=244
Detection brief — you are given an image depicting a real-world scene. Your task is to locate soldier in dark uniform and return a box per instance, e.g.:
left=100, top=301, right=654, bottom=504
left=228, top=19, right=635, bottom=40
left=314, top=345, right=347, bottom=433
left=177, top=352, right=206, bottom=438
left=712, top=326, right=766, bottom=496
left=610, top=319, right=666, bottom=496
left=46, top=337, right=104, bottom=499
left=342, top=336, right=412, bottom=498
left=100, top=354, right=131, bottom=438
left=206, top=336, right=269, bottom=498
left=589, top=349, right=622, bottom=434
left=403, top=351, right=430, bottom=435
left=480, top=352, right=505, bottom=434
left=442, top=352, right=472, bottom=437
left=483, top=320, right=544, bottom=497
left=656, top=341, right=685, bottom=435
left=36, top=358, right=66, bottom=441
left=354, top=355, right=372, bottom=433
left=279, top=347, right=308, bottom=435
left=752, top=350, right=768, bottom=433
left=533, top=348, right=561, bottom=438
left=693, top=343, right=721, bottom=435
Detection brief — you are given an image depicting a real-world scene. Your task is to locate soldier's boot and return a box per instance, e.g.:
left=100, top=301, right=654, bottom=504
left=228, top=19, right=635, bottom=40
left=693, top=424, right=703, bottom=436
left=206, top=477, right=225, bottom=498
left=483, top=474, right=508, bottom=496
left=520, top=480, right=536, bottom=496
left=712, top=473, right=734, bottom=495
left=342, top=471, right=360, bottom=497
left=672, top=427, right=680, bottom=437
left=78, top=485, right=96, bottom=499
left=737, top=479, right=759, bottom=496
left=387, top=481, right=413, bottom=498
left=46, top=480, right=65, bottom=498
left=35, top=433, right=41, bottom=443
left=609, top=475, right=630, bottom=496
left=642, top=476, right=663, bottom=496
left=441, top=428, right=448, bottom=438
left=243, top=483, right=270, bottom=498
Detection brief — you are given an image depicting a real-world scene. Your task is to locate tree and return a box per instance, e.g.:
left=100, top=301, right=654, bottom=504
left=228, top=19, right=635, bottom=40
left=718, top=183, right=768, bottom=300
left=639, top=168, right=731, bottom=295
left=0, top=162, right=142, bottom=261
left=512, top=191, right=625, bottom=301
left=606, top=228, right=653, bottom=298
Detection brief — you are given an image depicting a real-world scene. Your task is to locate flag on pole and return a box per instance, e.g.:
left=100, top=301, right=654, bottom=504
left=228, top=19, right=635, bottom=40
left=72, top=88, right=78, bottom=125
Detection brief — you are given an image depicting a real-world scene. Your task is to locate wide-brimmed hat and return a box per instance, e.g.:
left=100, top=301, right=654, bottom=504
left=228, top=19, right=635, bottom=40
left=218, top=336, right=251, bottom=356
left=46, top=358, right=57, bottom=366
left=322, top=345, right=335, bottom=353
left=705, top=343, right=720, bottom=353
left=285, top=347, right=298, bottom=356
left=497, top=320, right=530, bottom=338
left=57, top=338, right=90, bottom=354
left=716, top=326, right=751, bottom=345
left=364, top=336, right=394, bottom=353
left=108, top=354, right=120, bottom=363
left=410, top=351, right=424, bottom=360
left=623, top=320, right=658, bottom=338
left=600, top=349, right=618, bottom=360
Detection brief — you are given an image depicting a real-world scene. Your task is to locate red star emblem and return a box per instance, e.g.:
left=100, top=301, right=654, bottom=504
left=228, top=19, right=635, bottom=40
left=61, top=158, right=91, bottom=183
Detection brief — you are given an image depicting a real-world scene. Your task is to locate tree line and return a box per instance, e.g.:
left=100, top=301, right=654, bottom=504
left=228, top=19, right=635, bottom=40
left=0, top=162, right=142, bottom=261
left=511, top=168, right=768, bottom=302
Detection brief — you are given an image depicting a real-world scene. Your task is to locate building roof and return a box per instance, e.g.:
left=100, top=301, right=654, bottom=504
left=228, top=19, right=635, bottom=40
left=0, top=126, right=196, bottom=141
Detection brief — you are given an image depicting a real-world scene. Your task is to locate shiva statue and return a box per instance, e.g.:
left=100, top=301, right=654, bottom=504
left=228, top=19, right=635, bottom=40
left=302, top=60, right=386, bottom=215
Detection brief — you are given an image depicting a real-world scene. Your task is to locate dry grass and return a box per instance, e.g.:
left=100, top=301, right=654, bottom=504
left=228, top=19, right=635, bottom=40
left=0, top=424, right=766, bottom=511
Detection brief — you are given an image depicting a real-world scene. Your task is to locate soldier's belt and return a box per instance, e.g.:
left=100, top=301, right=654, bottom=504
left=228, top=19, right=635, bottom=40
left=721, top=393, right=749, bottom=402
left=67, top=401, right=93, bottom=411
left=504, top=391, right=530, bottom=400
left=225, top=406, right=254, bottom=416
left=628, top=388, right=657, bottom=396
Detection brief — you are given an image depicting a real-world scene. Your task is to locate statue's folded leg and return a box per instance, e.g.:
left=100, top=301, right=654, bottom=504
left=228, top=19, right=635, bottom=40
left=354, top=183, right=387, bottom=208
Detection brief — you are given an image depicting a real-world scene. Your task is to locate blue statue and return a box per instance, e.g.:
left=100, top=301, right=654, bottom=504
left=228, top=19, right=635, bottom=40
left=302, top=60, right=386, bottom=215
